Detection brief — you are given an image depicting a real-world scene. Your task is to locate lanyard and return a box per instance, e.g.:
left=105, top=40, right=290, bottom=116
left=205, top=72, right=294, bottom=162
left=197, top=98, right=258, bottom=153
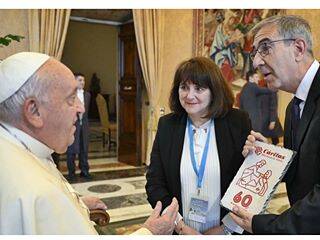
left=187, top=118, right=212, bottom=195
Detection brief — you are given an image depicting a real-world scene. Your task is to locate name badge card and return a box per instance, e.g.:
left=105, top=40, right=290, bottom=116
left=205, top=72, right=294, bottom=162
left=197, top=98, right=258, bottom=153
left=188, top=194, right=209, bottom=223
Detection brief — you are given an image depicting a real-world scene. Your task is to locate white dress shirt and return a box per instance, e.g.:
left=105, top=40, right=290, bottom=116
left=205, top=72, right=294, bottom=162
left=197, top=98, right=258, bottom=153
left=295, top=60, right=319, bottom=117
left=180, top=119, right=221, bottom=233
left=77, top=88, right=85, bottom=122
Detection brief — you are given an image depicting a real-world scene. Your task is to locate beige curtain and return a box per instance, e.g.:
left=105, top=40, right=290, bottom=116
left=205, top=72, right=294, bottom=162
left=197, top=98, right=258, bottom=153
left=28, top=9, right=70, bottom=60
left=133, top=9, right=164, bottom=165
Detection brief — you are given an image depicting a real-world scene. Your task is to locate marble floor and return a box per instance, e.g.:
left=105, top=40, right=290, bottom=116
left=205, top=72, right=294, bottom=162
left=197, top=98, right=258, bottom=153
left=59, top=157, right=137, bottom=175
left=58, top=131, right=151, bottom=234
left=72, top=175, right=152, bottom=223
left=70, top=173, right=290, bottom=235
left=68, top=168, right=290, bottom=234
left=59, top=130, right=291, bottom=235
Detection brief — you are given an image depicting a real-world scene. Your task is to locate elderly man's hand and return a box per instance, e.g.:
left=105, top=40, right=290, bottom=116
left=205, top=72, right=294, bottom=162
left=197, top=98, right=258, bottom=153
left=242, top=130, right=268, bottom=157
left=229, top=206, right=254, bottom=233
left=143, top=198, right=179, bottom=235
left=81, top=196, right=107, bottom=210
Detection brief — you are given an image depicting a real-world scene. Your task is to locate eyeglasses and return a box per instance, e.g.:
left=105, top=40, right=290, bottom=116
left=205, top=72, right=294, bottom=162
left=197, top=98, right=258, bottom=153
left=250, top=39, right=296, bottom=61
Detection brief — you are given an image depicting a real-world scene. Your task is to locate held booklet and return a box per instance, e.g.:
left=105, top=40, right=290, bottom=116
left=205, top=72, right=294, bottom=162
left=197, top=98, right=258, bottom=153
left=221, top=141, right=296, bottom=215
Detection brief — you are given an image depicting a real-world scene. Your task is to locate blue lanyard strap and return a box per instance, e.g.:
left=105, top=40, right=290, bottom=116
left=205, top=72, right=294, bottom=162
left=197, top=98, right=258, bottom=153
left=187, top=118, right=212, bottom=191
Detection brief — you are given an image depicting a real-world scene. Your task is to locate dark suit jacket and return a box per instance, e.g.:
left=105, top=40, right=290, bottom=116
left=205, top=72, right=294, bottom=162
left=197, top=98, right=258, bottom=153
left=146, top=109, right=251, bottom=221
left=67, top=91, right=91, bottom=154
left=240, top=82, right=272, bottom=133
left=253, top=66, right=320, bottom=234
left=259, top=91, right=283, bottom=138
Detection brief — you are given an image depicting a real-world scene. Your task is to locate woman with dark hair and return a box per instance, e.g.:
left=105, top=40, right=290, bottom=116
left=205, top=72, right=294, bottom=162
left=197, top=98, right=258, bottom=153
left=146, top=57, right=251, bottom=234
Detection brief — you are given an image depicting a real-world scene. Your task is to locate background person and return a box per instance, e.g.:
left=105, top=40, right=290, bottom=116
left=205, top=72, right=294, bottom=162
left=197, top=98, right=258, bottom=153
left=66, top=73, right=91, bottom=180
left=240, top=69, right=273, bottom=133
left=258, top=79, right=283, bottom=145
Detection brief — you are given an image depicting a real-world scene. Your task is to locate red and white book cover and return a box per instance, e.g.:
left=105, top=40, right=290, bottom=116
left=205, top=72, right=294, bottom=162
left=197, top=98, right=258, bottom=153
left=221, top=141, right=295, bottom=214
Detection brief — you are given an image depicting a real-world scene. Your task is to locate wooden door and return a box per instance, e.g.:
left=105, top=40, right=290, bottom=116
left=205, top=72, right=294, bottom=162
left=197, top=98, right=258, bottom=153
left=118, top=22, right=142, bottom=166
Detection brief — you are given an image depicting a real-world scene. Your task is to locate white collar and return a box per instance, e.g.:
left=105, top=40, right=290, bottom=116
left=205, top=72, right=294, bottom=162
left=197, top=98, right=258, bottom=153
left=0, top=121, right=54, bottom=160
left=190, top=118, right=212, bottom=131
left=295, top=60, right=319, bottom=102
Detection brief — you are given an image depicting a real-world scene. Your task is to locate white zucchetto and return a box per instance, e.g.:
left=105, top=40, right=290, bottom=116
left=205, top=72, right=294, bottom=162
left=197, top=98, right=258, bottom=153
left=0, top=52, right=50, bottom=104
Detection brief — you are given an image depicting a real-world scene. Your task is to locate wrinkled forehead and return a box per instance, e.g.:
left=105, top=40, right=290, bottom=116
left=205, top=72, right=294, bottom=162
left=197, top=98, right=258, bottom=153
left=39, top=60, right=77, bottom=96
left=253, top=24, right=280, bottom=48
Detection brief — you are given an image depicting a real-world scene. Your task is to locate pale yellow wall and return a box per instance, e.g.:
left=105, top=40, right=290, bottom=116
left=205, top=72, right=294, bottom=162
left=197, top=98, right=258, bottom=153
left=61, top=20, right=118, bottom=102
left=288, top=9, right=320, bottom=59
left=141, top=9, right=194, bottom=163
left=0, top=9, right=29, bottom=59
left=159, top=9, right=194, bottom=114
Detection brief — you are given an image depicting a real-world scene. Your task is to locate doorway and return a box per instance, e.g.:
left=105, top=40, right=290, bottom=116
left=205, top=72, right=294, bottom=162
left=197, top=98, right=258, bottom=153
left=60, top=9, right=144, bottom=177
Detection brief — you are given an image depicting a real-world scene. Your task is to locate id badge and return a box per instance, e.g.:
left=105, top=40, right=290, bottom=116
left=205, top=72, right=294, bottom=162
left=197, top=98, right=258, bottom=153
left=188, top=194, right=209, bottom=223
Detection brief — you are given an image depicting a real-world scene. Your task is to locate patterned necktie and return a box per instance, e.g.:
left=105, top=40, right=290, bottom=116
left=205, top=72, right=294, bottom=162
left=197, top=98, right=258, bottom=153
left=291, top=97, right=302, bottom=150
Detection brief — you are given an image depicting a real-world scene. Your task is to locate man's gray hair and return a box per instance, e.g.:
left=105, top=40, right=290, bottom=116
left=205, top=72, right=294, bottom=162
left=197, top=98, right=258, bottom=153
left=0, top=71, right=50, bottom=124
left=251, top=15, right=313, bottom=56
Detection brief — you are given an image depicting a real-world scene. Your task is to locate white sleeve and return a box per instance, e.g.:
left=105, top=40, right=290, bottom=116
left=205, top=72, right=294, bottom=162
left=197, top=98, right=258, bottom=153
left=130, top=227, right=153, bottom=235
left=34, top=191, right=98, bottom=234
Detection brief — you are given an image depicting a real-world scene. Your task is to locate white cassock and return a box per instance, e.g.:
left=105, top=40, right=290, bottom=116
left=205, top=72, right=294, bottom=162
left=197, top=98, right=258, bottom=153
left=0, top=122, right=97, bottom=234
left=0, top=52, right=152, bottom=234
left=0, top=122, right=152, bottom=235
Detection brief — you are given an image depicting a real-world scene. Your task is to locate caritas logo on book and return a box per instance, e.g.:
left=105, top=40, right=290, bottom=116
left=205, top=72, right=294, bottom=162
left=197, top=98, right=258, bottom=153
left=254, top=145, right=285, bottom=161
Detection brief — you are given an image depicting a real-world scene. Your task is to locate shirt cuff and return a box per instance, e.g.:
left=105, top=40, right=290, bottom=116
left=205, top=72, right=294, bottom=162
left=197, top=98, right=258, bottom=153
left=131, top=227, right=153, bottom=235
left=222, top=213, right=244, bottom=234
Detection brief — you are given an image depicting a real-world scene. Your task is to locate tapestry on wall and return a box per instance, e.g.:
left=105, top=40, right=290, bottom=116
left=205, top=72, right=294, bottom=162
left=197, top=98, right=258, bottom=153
left=193, top=9, right=285, bottom=106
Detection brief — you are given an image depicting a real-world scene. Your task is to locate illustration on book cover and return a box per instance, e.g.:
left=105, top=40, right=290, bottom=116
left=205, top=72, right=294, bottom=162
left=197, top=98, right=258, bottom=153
left=221, top=141, right=294, bottom=214
left=236, top=159, right=272, bottom=197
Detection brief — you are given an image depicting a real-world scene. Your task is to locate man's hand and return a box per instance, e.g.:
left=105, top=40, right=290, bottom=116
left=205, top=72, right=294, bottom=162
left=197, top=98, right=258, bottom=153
left=143, top=198, right=179, bottom=235
left=269, top=121, right=276, bottom=130
left=203, top=225, right=224, bottom=235
left=175, top=220, right=201, bottom=235
left=81, top=196, right=107, bottom=210
left=242, top=130, right=268, bottom=157
left=229, top=206, right=254, bottom=233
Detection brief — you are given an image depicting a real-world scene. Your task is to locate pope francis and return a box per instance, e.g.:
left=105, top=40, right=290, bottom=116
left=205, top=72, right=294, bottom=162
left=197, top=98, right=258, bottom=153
left=0, top=52, right=178, bottom=234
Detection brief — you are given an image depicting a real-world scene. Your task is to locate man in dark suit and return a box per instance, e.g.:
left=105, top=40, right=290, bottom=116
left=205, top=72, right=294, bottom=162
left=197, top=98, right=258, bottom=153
left=230, top=15, right=320, bottom=234
left=240, top=70, right=272, bottom=133
left=66, top=73, right=91, bottom=180
left=259, top=88, right=283, bottom=145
